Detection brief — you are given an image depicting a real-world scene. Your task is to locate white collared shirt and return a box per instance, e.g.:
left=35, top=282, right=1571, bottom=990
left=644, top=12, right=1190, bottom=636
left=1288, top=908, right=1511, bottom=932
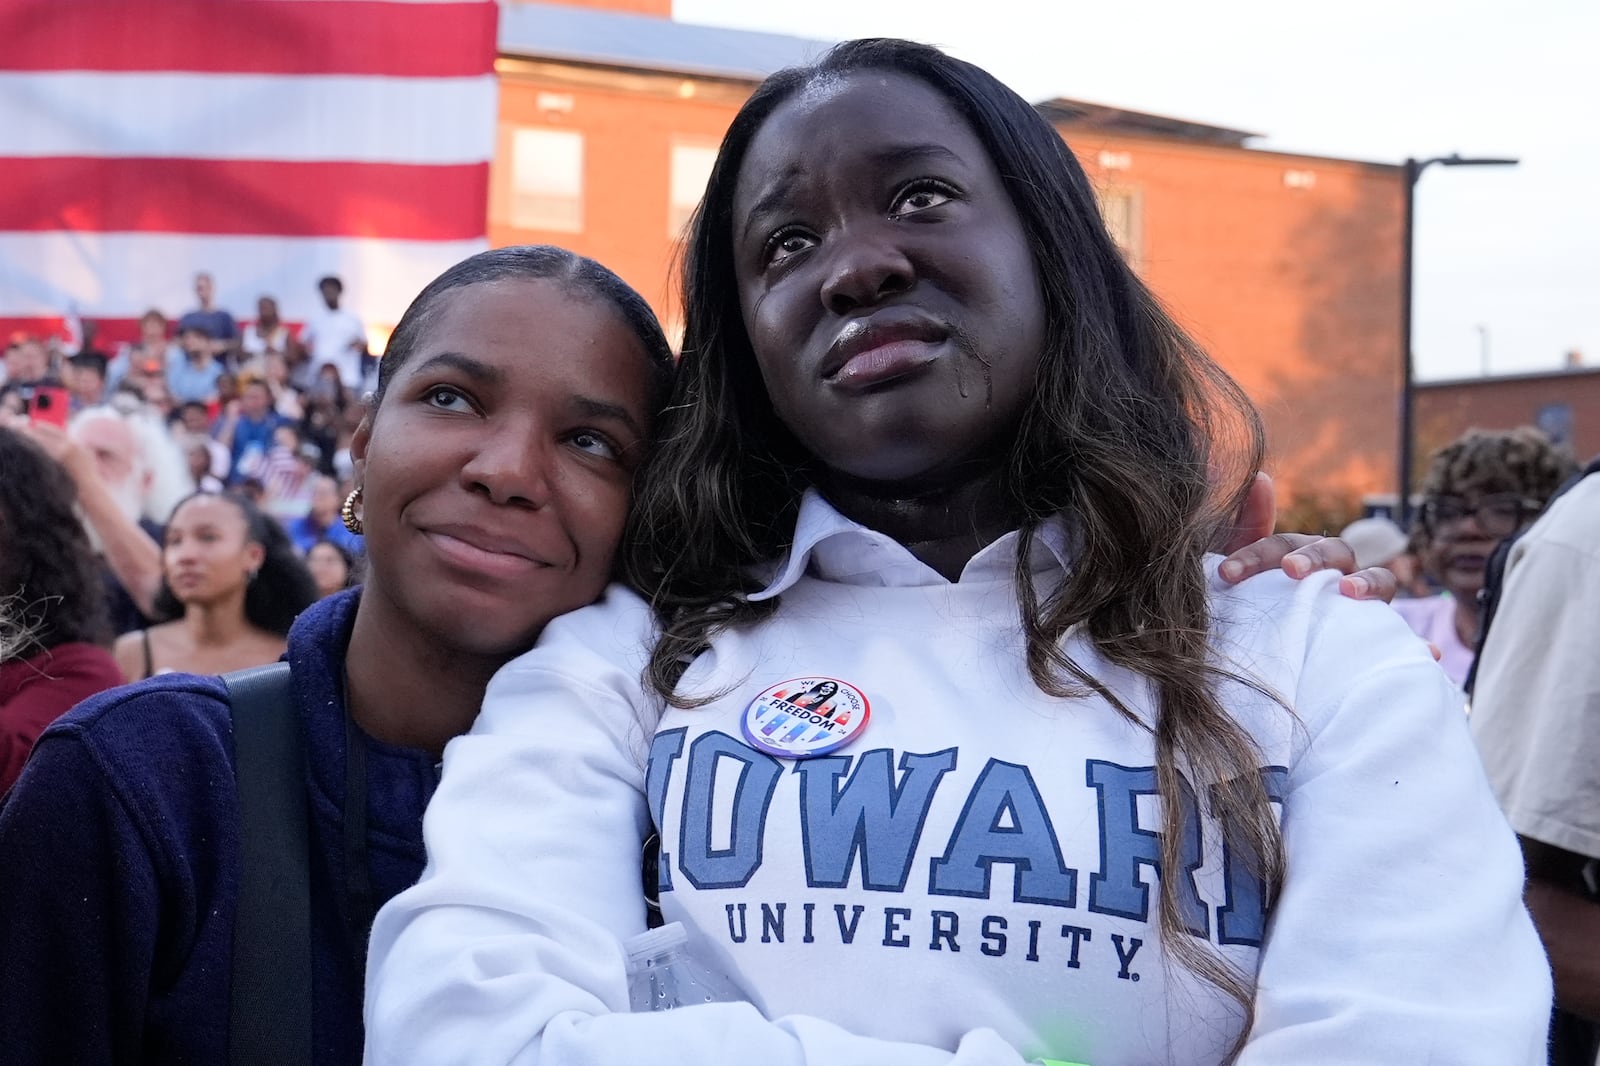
left=748, top=489, right=1072, bottom=600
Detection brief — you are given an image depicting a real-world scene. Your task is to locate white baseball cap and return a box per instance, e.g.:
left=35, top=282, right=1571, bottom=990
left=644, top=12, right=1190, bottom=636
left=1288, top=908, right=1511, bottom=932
left=1339, top=517, right=1410, bottom=569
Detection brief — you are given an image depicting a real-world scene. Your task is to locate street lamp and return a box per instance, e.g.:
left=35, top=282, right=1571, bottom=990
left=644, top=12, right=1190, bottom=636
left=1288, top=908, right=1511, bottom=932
left=1397, top=153, right=1518, bottom=526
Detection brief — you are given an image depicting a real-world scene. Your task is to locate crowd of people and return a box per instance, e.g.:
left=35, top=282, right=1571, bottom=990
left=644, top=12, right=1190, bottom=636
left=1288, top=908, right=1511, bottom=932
left=1, top=272, right=371, bottom=505
left=0, top=272, right=366, bottom=622
left=0, top=35, right=1591, bottom=1066
left=0, top=273, right=367, bottom=783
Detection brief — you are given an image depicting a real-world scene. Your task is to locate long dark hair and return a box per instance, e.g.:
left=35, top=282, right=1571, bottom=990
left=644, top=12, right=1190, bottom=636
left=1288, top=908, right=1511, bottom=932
left=373, top=245, right=673, bottom=411
left=0, top=428, right=111, bottom=653
left=623, top=38, right=1277, bottom=1050
left=154, top=493, right=317, bottom=636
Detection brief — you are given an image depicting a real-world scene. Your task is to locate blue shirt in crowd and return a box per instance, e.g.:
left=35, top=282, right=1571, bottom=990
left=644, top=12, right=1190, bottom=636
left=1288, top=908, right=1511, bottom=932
left=178, top=308, right=237, bottom=344
left=290, top=514, right=365, bottom=557
left=229, top=411, right=287, bottom=480
left=0, top=590, right=438, bottom=1065
left=165, top=352, right=225, bottom=404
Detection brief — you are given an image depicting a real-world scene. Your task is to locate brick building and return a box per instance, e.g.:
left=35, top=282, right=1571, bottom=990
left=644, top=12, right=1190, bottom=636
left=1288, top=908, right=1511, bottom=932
left=494, top=1, right=1405, bottom=514
left=1416, top=364, right=1600, bottom=466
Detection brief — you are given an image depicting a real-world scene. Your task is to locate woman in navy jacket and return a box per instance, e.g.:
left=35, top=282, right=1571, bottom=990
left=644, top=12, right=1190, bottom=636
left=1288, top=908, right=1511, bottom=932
left=0, top=246, right=674, bottom=1064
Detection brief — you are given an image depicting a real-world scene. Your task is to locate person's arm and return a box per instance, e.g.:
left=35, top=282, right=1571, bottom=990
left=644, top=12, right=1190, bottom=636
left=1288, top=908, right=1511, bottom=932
left=9, top=419, right=163, bottom=618
left=0, top=725, right=166, bottom=1062
left=1522, top=839, right=1600, bottom=1020
left=365, top=588, right=1025, bottom=1066
left=1232, top=581, right=1550, bottom=1063
left=213, top=399, right=242, bottom=450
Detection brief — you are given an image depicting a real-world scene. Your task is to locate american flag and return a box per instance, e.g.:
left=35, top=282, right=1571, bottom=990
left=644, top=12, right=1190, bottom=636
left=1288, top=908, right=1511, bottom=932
left=0, top=0, right=500, bottom=347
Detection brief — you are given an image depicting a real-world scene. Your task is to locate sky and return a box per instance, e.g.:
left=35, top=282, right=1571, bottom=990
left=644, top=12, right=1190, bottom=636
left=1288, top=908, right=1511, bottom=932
left=674, top=0, right=1598, bottom=382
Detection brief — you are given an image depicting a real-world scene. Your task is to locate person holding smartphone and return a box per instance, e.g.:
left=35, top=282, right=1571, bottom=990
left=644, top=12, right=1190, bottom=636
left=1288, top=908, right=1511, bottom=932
left=1, top=335, right=70, bottom=428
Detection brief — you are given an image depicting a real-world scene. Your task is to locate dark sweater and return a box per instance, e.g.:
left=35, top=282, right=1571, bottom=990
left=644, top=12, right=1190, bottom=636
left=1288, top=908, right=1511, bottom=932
left=0, top=589, right=439, bottom=1064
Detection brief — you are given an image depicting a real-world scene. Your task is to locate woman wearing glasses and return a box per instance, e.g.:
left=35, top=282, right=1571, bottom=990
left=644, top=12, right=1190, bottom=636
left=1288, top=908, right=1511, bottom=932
left=1397, top=427, right=1576, bottom=688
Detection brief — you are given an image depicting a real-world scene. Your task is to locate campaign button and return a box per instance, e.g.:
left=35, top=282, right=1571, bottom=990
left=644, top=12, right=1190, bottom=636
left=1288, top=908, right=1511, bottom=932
left=741, top=677, right=870, bottom=760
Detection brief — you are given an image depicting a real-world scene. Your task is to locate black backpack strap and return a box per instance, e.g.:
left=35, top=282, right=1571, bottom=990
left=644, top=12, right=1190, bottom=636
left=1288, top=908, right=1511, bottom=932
left=1465, top=535, right=1516, bottom=698
left=223, top=662, right=312, bottom=1066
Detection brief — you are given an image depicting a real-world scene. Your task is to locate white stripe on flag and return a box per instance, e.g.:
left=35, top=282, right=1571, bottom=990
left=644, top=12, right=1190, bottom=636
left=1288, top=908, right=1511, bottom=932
left=0, top=232, right=488, bottom=327
left=0, top=72, right=498, bottom=165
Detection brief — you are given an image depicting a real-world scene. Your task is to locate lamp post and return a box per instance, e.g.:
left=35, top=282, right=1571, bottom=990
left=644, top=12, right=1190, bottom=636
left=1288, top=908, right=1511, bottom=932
left=1397, top=153, right=1518, bottom=526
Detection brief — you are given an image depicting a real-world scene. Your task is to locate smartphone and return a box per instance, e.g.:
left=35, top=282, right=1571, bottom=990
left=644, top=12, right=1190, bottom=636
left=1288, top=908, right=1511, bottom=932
left=26, top=385, right=71, bottom=429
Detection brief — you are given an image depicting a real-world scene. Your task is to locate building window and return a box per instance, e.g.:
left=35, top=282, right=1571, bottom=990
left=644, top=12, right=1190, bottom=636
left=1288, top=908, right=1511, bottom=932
left=507, top=127, right=584, bottom=233
left=1096, top=186, right=1142, bottom=267
left=668, top=142, right=719, bottom=238
left=1537, top=403, right=1573, bottom=446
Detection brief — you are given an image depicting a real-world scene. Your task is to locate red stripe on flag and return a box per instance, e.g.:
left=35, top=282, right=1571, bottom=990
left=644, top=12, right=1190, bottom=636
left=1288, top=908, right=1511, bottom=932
left=4, top=316, right=127, bottom=347
left=0, top=158, right=490, bottom=241
left=2, top=317, right=309, bottom=349
left=0, top=1, right=498, bottom=78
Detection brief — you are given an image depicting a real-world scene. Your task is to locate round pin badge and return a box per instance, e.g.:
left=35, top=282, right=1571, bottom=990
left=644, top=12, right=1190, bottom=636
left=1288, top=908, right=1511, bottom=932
left=741, top=677, right=871, bottom=760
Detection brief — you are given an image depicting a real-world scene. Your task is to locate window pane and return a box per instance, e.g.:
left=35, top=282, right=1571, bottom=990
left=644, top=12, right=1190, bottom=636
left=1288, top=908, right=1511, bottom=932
left=668, top=143, right=718, bottom=237
left=510, top=128, right=584, bottom=233
left=1096, top=186, right=1141, bottom=268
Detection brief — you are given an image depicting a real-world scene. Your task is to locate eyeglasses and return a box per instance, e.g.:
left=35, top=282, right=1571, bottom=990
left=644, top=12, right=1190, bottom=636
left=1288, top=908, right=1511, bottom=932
left=1420, top=493, right=1541, bottom=538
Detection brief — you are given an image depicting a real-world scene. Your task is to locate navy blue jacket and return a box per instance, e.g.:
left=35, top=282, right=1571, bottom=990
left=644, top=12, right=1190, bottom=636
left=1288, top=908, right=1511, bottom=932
left=0, top=590, right=439, bottom=1064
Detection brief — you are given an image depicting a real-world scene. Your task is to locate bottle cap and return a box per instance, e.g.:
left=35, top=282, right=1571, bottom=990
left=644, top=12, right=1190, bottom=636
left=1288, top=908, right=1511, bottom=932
left=623, top=921, right=688, bottom=965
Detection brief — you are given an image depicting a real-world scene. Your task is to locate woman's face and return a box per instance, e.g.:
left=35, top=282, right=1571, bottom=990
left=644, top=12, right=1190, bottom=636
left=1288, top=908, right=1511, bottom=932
left=731, top=71, right=1046, bottom=488
left=163, top=496, right=263, bottom=607
left=307, top=542, right=350, bottom=599
left=353, top=277, right=655, bottom=658
left=1419, top=487, right=1532, bottom=603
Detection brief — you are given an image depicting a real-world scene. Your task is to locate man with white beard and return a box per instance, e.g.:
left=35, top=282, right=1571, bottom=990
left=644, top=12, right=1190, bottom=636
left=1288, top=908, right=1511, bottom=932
left=9, top=405, right=189, bottom=634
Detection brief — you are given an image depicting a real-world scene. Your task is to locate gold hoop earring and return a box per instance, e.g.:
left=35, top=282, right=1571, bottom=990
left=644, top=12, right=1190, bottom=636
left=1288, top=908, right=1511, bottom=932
left=341, top=487, right=364, bottom=535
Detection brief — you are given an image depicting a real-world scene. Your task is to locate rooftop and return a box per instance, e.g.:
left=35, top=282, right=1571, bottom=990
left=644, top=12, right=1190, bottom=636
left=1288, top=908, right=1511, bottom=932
left=500, top=3, right=1263, bottom=148
left=1035, top=97, right=1259, bottom=148
left=499, top=2, right=834, bottom=83
left=1418, top=364, right=1600, bottom=389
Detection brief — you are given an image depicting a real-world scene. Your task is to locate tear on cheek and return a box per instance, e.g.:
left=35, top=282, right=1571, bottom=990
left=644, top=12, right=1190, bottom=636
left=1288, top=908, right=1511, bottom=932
left=950, top=326, right=993, bottom=407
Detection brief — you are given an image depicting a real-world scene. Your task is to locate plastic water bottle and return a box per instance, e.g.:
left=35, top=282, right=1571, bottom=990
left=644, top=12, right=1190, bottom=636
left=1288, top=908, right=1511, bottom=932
left=623, top=922, right=743, bottom=1012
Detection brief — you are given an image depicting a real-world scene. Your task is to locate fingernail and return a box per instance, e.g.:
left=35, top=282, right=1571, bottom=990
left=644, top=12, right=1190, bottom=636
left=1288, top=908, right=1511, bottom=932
left=1284, top=556, right=1310, bottom=578
left=1347, top=575, right=1369, bottom=596
left=1220, top=560, right=1243, bottom=581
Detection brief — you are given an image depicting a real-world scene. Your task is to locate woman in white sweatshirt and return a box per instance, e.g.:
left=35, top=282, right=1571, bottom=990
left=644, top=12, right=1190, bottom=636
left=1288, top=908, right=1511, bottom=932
left=366, top=38, right=1551, bottom=1066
